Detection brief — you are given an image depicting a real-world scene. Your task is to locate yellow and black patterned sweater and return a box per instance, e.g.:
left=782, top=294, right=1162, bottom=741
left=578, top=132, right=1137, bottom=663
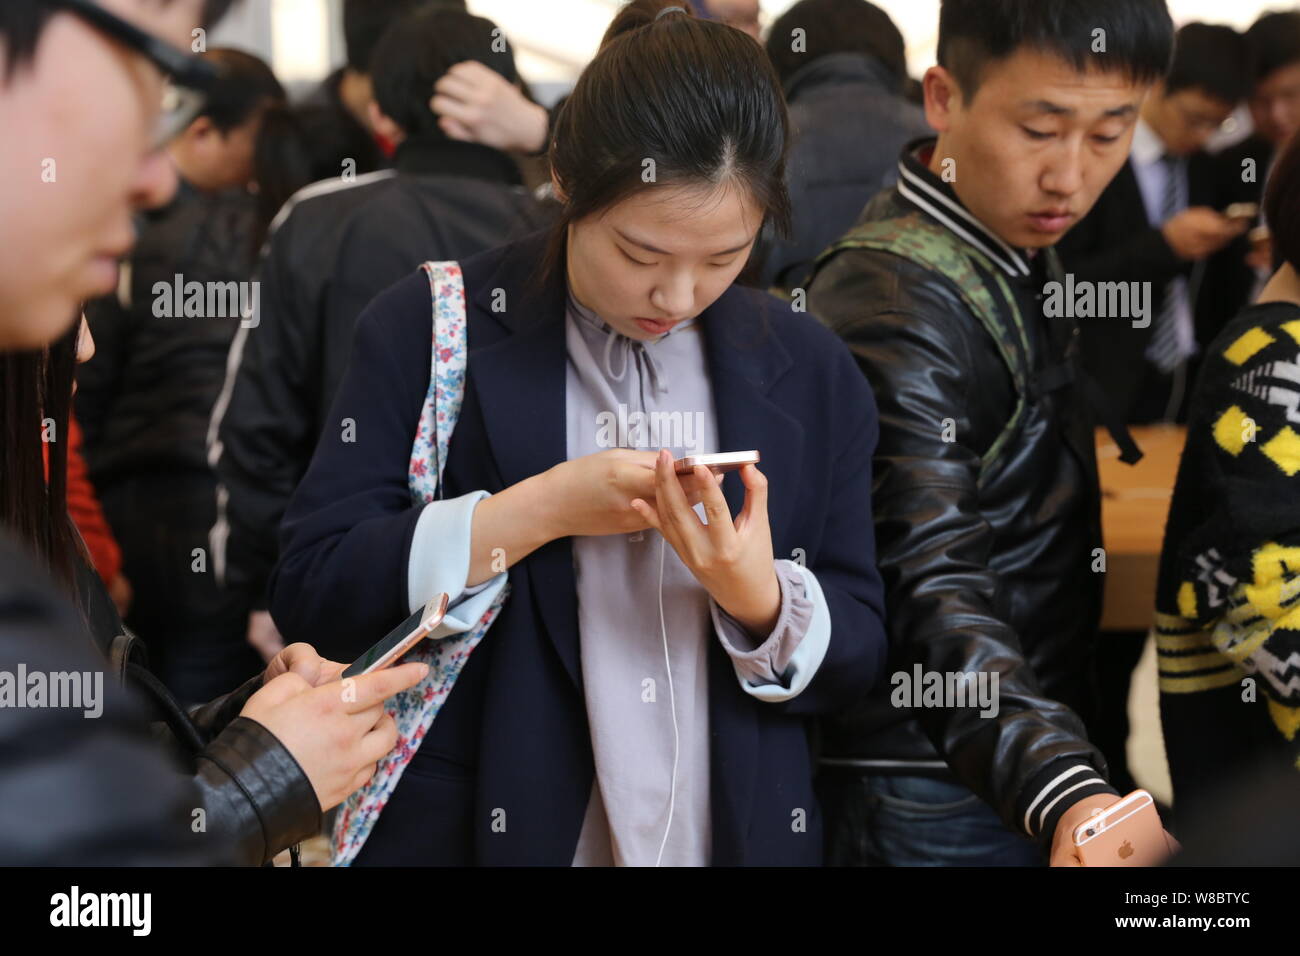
left=1154, top=301, right=1300, bottom=813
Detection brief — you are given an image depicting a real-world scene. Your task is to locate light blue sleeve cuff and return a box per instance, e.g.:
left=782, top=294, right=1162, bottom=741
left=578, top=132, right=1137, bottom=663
left=406, top=490, right=507, bottom=638
left=712, top=560, right=832, bottom=703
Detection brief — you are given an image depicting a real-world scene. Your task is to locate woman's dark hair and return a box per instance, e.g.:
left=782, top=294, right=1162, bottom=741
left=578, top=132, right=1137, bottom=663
left=938, top=0, right=1174, bottom=102
left=600, top=0, right=691, bottom=47
left=1264, top=129, right=1300, bottom=272
left=766, top=0, right=909, bottom=91
left=1245, top=11, right=1300, bottom=86
left=0, top=320, right=81, bottom=591
left=199, top=47, right=285, bottom=133
left=370, top=5, right=517, bottom=139
left=543, top=0, right=791, bottom=283
left=1164, top=23, right=1251, bottom=107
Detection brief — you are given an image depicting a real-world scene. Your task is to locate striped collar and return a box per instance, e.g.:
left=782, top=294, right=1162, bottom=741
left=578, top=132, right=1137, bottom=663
left=895, top=138, right=1033, bottom=280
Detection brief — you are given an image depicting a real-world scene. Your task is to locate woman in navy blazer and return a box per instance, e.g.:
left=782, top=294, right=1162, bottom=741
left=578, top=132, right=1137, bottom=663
left=271, top=2, right=887, bottom=865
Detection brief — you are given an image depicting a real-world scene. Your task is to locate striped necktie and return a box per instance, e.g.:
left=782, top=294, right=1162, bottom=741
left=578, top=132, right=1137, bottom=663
left=1147, top=153, right=1189, bottom=373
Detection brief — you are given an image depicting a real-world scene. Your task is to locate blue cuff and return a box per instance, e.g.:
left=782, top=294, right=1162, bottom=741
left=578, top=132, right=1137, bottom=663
left=407, top=490, right=507, bottom=638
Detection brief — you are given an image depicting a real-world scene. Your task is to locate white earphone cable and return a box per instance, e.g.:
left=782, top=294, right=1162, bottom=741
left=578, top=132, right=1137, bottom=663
left=653, top=533, right=679, bottom=867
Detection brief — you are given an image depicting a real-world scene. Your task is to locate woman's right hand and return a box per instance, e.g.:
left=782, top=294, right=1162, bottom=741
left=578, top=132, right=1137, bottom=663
left=540, top=449, right=659, bottom=538
left=468, top=449, right=723, bottom=586
left=540, top=448, right=722, bottom=539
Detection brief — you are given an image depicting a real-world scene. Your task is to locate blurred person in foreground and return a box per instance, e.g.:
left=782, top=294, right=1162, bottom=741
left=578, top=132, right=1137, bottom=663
left=75, top=47, right=283, bottom=703
left=0, top=0, right=425, bottom=865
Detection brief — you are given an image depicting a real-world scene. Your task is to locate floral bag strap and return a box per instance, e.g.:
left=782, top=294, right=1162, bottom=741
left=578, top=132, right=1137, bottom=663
left=330, top=261, right=510, bottom=865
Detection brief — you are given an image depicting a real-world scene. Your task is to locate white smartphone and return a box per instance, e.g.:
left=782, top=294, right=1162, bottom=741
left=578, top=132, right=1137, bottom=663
left=673, top=450, right=761, bottom=475
left=342, top=593, right=450, bottom=678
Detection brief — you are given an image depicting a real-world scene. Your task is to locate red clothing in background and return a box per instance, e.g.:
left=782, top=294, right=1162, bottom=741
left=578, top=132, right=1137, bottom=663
left=57, top=414, right=123, bottom=586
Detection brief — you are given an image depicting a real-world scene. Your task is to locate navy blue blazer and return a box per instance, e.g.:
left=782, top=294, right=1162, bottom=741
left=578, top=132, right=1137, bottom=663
left=271, top=232, right=887, bottom=865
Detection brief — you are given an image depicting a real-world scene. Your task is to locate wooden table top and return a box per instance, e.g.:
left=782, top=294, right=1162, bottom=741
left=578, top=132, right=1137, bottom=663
left=1095, top=426, right=1186, bottom=631
left=1096, top=425, right=1187, bottom=556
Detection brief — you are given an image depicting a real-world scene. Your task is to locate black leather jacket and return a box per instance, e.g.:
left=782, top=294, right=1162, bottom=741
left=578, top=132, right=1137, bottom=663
left=806, top=146, right=1118, bottom=842
left=0, top=535, right=320, bottom=865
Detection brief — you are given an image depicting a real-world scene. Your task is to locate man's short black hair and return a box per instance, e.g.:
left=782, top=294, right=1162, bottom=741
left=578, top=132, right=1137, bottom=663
left=766, top=0, right=908, bottom=91
left=370, top=5, right=516, bottom=139
left=199, top=47, right=284, bottom=132
left=1164, top=23, right=1251, bottom=106
left=938, top=0, right=1174, bottom=102
left=1245, top=10, right=1300, bottom=86
left=342, top=0, right=456, bottom=72
left=0, top=0, right=235, bottom=76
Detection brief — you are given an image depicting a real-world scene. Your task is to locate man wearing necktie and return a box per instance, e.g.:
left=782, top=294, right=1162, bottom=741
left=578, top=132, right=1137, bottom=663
left=1058, top=23, right=1252, bottom=426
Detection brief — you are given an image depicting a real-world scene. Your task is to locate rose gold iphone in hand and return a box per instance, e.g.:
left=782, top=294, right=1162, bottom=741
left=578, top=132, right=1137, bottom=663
left=1072, top=789, right=1171, bottom=866
left=673, top=450, right=760, bottom=475
left=341, top=593, right=449, bottom=678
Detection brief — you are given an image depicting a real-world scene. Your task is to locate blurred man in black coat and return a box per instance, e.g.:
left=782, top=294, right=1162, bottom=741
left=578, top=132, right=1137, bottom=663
left=1057, top=23, right=1252, bottom=426
left=1212, top=11, right=1300, bottom=310
left=760, top=0, right=930, bottom=294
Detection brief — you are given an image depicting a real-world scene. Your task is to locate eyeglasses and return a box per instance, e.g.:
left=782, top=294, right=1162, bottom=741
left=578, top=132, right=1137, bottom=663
left=39, top=0, right=219, bottom=150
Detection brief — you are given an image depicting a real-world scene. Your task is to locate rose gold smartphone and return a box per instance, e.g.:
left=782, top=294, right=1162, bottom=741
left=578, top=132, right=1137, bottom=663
left=341, top=593, right=450, bottom=678
left=673, top=450, right=760, bottom=475
left=1072, top=789, right=1171, bottom=867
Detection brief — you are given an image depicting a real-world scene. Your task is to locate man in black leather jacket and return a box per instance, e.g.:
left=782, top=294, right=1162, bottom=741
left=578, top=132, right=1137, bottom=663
left=807, top=0, right=1177, bottom=865
left=0, top=0, right=425, bottom=865
left=0, top=536, right=314, bottom=865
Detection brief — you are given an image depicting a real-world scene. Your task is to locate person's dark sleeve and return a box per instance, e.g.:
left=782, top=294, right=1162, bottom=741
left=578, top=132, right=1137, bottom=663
left=64, top=415, right=122, bottom=586
left=191, top=715, right=322, bottom=864
left=180, top=674, right=324, bottom=862
left=187, top=673, right=263, bottom=737
left=809, top=254, right=1118, bottom=846
left=75, top=295, right=133, bottom=461
left=268, top=271, right=433, bottom=662
left=210, top=212, right=320, bottom=610
left=0, top=538, right=318, bottom=865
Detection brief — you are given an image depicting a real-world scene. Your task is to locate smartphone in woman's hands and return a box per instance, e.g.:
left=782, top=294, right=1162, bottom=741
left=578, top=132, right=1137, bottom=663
left=673, top=450, right=760, bottom=475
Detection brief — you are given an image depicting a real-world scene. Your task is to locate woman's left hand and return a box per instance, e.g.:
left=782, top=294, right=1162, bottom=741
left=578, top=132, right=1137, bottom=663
left=631, top=449, right=781, bottom=637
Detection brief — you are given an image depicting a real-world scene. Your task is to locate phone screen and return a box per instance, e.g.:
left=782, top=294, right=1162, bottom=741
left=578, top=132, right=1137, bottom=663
left=342, top=603, right=438, bottom=679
